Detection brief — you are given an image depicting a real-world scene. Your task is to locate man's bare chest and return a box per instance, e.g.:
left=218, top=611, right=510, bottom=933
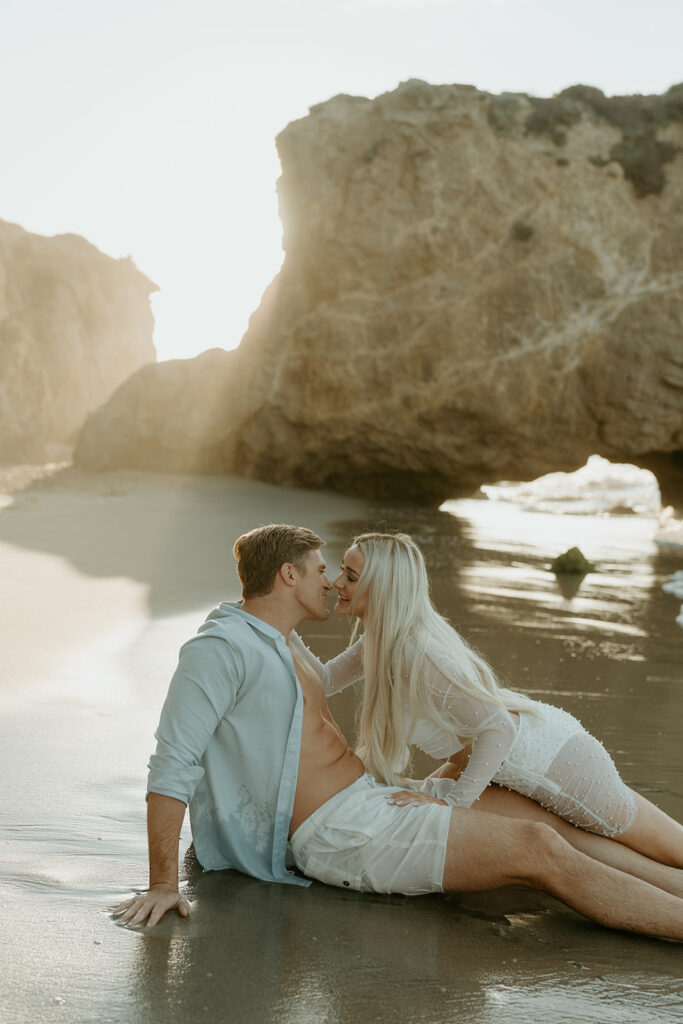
left=289, top=648, right=327, bottom=710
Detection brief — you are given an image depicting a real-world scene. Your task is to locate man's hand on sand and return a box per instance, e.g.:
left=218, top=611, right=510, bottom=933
left=113, top=883, right=190, bottom=927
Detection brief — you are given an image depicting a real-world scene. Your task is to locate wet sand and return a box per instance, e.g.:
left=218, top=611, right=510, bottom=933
left=2, top=468, right=682, bottom=1024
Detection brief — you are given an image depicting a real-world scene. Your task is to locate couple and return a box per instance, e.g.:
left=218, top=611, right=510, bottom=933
left=116, top=524, right=683, bottom=939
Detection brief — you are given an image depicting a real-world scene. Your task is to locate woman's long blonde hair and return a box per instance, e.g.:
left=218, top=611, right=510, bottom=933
left=350, top=531, right=532, bottom=786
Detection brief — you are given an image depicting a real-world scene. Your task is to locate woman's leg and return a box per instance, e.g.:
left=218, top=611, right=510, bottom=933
left=498, top=712, right=683, bottom=868
left=613, top=791, right=683, bottom=869
left=472, top=785, right=683, bottom=897
left=434, top=724, right=683, bottom=869
left=535, top=730, right=683, bottom=867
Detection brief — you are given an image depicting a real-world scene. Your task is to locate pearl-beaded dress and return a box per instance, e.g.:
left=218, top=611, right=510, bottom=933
left=298, top=634, right=637, bottom=838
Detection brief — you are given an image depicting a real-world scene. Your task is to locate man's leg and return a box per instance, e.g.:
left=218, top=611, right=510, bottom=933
left=472, top=785, right=683, bottom=898
left=432, top=747, right=683, bottom=868
left=442, top=808, right=683, bottom=941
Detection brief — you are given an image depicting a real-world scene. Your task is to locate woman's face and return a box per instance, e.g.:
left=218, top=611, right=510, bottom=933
left=333, top=545, right=366, bottom=618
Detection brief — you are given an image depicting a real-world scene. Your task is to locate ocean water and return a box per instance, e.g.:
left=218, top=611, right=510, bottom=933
left=472, top=455, right=683, bottom=632
left=480, top=456, right=664, bottom=517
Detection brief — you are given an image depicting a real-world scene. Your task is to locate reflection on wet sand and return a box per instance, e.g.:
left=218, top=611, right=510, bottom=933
left=128, top=859, right=681, bottom=1024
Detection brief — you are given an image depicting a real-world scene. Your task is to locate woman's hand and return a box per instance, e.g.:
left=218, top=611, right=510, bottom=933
left=113, top=883, right=191, bottom=927
left=386, top=790, right=448, bottom=807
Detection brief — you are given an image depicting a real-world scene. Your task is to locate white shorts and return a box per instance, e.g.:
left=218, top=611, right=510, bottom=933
left=289, top=774, right=453, bottom=895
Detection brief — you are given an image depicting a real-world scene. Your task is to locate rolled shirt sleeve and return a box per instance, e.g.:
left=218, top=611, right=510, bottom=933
left=147, top=636, right=244, bottom=805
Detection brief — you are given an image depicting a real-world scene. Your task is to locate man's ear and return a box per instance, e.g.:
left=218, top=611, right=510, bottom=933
left=278, top=562, right=298, bottom=588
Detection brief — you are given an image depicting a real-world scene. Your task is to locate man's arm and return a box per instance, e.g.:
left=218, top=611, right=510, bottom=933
left=114, top=636, right=244, bottom=926
left=114, top=793, right=190, bottom=927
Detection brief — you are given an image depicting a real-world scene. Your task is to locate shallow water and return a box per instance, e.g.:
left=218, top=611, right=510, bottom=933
left=2, top=470, right=682, bottom=1024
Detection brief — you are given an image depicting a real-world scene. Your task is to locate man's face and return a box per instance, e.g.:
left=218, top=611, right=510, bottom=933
left=293, top=548, right=332, bottom=621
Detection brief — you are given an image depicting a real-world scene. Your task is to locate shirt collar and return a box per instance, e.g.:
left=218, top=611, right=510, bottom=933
left=220, top=601, right=290, bottom=646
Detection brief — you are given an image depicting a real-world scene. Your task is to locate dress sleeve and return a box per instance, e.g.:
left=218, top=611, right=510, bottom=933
left=147, top=636, right=244, bottom=804
left=291, top=633, right=364, bottom=696
left=419, top=647, right=518, bottom=807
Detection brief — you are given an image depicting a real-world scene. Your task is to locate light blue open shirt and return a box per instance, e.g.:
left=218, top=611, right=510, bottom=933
left=147, top=602, right=364, bottom=886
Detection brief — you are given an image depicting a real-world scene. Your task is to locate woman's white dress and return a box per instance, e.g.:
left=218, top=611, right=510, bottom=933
left=299, top=634, right=637, bottom=838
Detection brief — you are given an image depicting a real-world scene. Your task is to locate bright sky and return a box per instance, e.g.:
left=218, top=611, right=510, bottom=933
left=1, top=0, right=681, bottom=362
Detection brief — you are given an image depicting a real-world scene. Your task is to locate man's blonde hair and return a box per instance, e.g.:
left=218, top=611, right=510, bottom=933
left=233, top=524, right=324, bottom=599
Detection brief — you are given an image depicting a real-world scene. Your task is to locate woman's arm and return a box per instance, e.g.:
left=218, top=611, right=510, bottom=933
left=428, top=745, right=473, bottom=782
left=436, top=707, right=516, bottom=806
left=391, top=747, right=474, bottom=805
left=291, top=633, right=364, bottom=695
left=419, top=648, right=518, bottom=807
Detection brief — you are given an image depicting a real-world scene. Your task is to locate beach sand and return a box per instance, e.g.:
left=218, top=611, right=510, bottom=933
left=2, top=467, right=682, bottom=1024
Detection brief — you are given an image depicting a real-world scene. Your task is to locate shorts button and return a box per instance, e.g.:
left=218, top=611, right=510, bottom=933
left=343, top=881, right=350, bottom=887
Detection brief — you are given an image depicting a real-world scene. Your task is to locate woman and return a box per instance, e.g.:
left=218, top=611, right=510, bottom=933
left=318, top=531, right=683, bottom=870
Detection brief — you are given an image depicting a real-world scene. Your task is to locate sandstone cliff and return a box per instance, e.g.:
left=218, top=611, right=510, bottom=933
left=0, top=219, right=156, bottom=460
left=76, top=81, right=683, bottom=500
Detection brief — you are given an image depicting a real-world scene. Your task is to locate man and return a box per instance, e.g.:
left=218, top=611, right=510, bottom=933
left=116, top=524, right=683, bottom=939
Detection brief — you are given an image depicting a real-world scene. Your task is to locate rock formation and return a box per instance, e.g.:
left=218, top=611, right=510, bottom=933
left=76, top=81, right=683, bottom=500
left=0, top=219, right=156, bottom=461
